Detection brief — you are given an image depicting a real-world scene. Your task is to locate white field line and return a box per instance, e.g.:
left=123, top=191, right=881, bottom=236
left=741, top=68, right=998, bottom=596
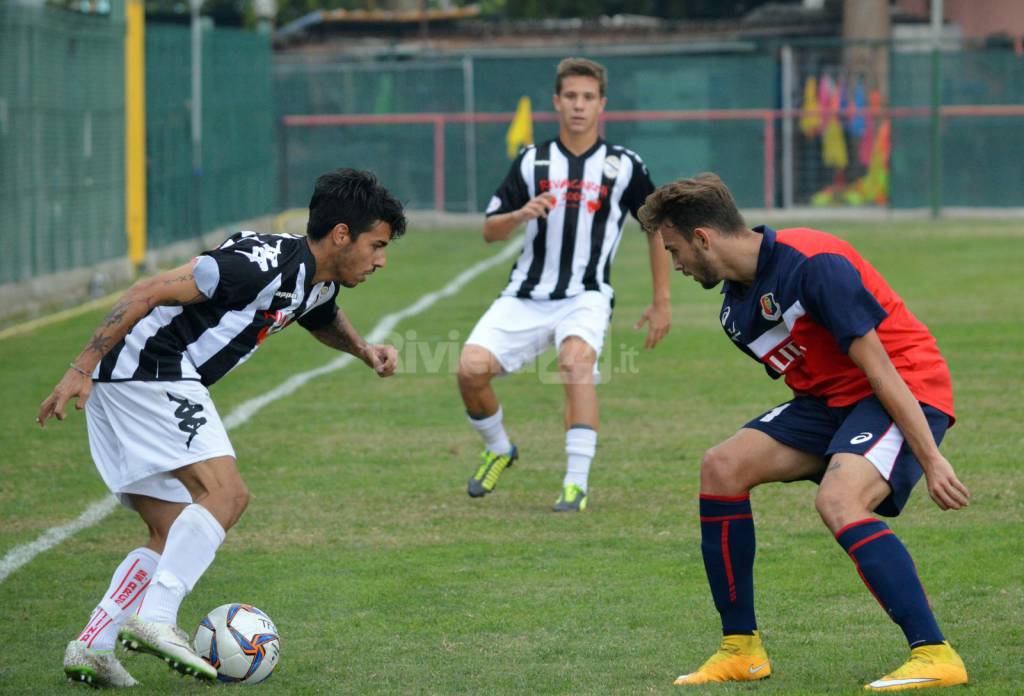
left=0, top=238, right=521, bottom=585
left=0, top=292, right=122, bottom=341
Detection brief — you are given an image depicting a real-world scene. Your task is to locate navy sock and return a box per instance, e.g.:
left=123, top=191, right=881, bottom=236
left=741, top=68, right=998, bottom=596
left=835, top=519, right=945, bottom=647
left=699, top=494, right=757, bottom=635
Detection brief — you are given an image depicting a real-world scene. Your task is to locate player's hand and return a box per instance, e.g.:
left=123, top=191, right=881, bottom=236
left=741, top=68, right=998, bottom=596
left=517, top=194, right=556, bottom=222
left=922, top=453, right=970, bottom=510
left=634, top=302, right=671, bottom=349
left=37, top=368, right=92, bottom=427
left=362, top=343, right=398, bottom=378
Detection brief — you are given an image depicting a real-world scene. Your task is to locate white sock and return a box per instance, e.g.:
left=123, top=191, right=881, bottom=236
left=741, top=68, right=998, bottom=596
left=564, top=426, right=597, bottom=492
left=468, top=406, right=512, bottom=455
left=78, top=547, right=160, bottom=650
left=139, top=504, right=225, bottom=624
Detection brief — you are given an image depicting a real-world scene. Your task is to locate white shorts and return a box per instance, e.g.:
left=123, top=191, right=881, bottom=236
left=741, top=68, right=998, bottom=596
left=85, top=380, right=236, bottom=509
left=465, top=291, right=612, bottom=375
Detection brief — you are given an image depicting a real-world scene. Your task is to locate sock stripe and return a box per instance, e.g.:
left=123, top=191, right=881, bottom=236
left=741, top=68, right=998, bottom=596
left=700, top=513, right=753, bottom=523
left=78, top=609, right=108, bottom=641
left=108, top=559, right=141, bottom=599
left=851, top=556, right=887, bottom=609
left=835, top=517, right=880, bottom=539
left=86, top=618, right=113, bottom=648
left=847, top=529, right=894, bottom=554
left=700, top=493, right=750, bottom=502
left=722, top=521, right=737, bottom=602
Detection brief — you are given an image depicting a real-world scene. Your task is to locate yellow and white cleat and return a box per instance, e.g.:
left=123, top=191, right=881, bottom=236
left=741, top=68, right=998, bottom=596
left=865, top=641, right=967, bottom=691
left=673, top=631, right=771, bottom=685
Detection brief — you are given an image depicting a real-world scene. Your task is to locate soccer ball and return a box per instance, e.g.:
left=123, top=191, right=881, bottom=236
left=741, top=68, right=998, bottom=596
left=193, top=603, right=281, bottom=684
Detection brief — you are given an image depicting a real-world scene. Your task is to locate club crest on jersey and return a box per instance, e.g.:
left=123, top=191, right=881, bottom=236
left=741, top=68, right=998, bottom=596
left=603, top=155, right=621, bottom=179
left=759, top=292, right=781, bottom=321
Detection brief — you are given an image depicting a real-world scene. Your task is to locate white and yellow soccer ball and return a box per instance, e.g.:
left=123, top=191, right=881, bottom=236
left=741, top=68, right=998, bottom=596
left=194, top=603, right=281, bottom=684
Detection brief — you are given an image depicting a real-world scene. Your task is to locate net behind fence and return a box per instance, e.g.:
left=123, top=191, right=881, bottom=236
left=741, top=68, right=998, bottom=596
left=276, top=41, right=1024, bottom=214
left=0, top=3, right=125, bottom=286
left=147, top=24, right=275, bottom=249
left=275, top=49, right=778, bottom=211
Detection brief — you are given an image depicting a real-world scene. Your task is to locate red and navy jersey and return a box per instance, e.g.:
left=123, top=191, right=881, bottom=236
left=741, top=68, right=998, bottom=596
left=720, top=226, right=954, bottom=419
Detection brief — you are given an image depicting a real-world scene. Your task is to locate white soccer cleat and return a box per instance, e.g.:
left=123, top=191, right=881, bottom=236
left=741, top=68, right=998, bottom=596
left=118, top=616, right=216, bottom=681
left=63, top=640, right=139, bottom=688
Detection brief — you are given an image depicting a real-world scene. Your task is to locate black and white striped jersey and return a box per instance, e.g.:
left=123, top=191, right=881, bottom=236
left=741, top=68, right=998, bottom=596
left=93, top=231, right=339, bottom=387
left=485, top=138, right=655, bottom=301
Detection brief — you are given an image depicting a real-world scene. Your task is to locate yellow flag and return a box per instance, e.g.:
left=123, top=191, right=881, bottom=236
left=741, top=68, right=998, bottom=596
left=506, top=96, right=533, bottom=159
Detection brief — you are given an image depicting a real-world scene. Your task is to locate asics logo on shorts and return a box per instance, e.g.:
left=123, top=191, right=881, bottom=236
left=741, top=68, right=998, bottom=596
left=166, top=392, right=207, bottom=448
left=850, top=432, right=874, bottom=445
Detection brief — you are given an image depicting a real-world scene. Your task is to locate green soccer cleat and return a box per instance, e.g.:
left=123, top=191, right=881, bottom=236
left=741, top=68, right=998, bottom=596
left=467, top=444, right=518, bottom=497
left=553, top=483, right=587, bottom=512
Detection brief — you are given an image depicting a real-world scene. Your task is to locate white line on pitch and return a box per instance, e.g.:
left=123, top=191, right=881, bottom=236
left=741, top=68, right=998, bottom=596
left=0, top=238, right=522, bottom=585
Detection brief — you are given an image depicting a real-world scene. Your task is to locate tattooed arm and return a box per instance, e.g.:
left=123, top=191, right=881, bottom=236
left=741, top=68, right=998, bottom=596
left=36, top=259, right=208, bottom=426
left=309, top=309, right=398, bottom=378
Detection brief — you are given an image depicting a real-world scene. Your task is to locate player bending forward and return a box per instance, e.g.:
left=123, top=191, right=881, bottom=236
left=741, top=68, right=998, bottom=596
left=639, top=174, right=970, bottom=691
left=458, top=57, right=671, bottom=511
left=39, top=169, right=405, bottom=687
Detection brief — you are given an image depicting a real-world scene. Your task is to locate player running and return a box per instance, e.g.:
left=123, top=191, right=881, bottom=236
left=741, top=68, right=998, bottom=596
left=458, top=57, right=672, bottom=511
left=39, top=169, right=405, bottom=687
left=638, top=173, right=970, bottom=691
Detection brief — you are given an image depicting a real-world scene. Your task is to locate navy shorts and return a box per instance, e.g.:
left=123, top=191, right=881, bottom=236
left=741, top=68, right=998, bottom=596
left=743, top=395, right=950, bottom=517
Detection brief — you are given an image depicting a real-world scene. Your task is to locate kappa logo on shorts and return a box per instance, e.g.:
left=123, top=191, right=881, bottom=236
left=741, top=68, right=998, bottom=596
left=166, top=392, right=207, bottom=448
left=851, top=432, right=874, bottom=445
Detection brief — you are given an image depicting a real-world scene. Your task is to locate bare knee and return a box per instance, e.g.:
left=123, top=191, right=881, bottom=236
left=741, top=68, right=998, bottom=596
left=558, top=340, right=596, bottom=384
left=458, top=346, right=497, bottom=391
left=700, top=444, right=753, bottom=496
left=814, top=482, right=876, bottom=535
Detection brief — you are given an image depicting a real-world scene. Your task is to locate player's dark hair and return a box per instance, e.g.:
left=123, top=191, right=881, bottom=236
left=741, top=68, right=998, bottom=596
left=638, top=173, right=746, bottom=241
left=555, top=57, right=607, bottom=97
left=306, top=169, right=406, bottom=241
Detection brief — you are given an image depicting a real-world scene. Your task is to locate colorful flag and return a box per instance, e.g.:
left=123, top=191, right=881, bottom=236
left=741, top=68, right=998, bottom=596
left=506, top=96, right=533, bottom=159
left=799, top=76, right=821, bottom=137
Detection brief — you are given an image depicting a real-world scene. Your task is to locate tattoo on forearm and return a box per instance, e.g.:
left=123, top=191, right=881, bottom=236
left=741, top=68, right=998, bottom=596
left=86, top=334, right=112, bottom=355
left=100, top=298, right=132, bottom=328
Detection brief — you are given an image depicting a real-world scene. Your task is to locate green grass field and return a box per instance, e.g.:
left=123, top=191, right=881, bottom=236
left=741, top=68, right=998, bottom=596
left=1, top=220, right=1022, bottom=694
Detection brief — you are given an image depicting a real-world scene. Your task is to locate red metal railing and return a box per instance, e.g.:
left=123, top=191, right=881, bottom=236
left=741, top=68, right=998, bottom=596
left=282, top=105, right=1024, bottom=211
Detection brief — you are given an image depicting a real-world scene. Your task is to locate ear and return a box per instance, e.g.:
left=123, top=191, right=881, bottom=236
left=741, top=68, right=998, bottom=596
left=551, top=92, right=560, bottom=110
left=693, top=227, right=713, bottom=250
left=331, top=223, right=351, bottom=246
left=598, top=96, right=607, bottom=113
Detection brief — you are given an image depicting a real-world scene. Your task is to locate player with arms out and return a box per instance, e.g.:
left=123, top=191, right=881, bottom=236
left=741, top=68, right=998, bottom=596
left=38, top=169, right=405, bottom=687
left=458, top=57, right=672, bottom=511
left=638, top=174, right=970, bottom=691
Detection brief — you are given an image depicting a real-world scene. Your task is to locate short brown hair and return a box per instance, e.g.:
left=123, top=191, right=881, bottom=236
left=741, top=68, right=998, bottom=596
left=555, top=57, right=607, bottom=97
left=638, top=173, right=746, bottom=240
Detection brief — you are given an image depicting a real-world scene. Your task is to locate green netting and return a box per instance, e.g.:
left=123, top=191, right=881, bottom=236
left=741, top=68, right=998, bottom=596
left=147, top=23, right=274, bottom=248
left=0, top=3, right=125, bottom=285
left=275, top=50, right=777, bottom=211
left=890, top=48, right=1024, bottom=208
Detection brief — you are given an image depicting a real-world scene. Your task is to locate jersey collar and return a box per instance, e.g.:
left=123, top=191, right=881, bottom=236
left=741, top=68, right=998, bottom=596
left=554, top=137, right=604, bottom=161
left=721, top=225, right=776, bottom=296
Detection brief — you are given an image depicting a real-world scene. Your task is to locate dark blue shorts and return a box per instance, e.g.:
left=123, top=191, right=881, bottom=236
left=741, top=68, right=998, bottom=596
left=743, top=395, right=950, bottom=517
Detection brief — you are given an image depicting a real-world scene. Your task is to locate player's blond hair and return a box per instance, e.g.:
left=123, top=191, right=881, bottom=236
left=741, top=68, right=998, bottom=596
left=638, top=173, right=747, bottom=240
left=555, top=57, right=607, bottom=97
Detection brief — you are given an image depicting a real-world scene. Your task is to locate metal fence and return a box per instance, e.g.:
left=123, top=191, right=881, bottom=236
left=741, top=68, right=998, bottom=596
left=147, top=23, right=275, bottom=249
left=275, top=40, right=1024, bottom=213
left=0, top=5, right=274, bottom=288
left=0, top=3, right=125, bottom=285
